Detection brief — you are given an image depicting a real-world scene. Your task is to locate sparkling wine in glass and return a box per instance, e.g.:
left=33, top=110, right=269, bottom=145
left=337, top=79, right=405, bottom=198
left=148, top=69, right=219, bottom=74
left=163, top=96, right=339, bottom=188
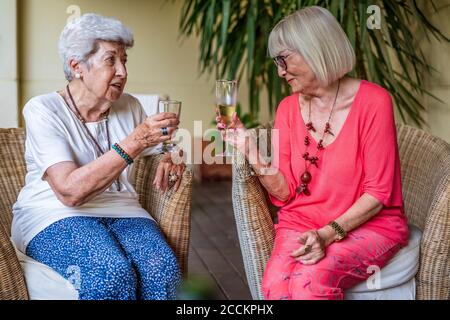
left=157, top=100, right=181, bottom=153
left=216, top=80, right=237, bottom=156
left=217, top=103, right=237, bottom=127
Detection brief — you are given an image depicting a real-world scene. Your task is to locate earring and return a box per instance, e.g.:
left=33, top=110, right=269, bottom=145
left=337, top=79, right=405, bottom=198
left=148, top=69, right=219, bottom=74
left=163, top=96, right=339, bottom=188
left=75, top=73, right=81, bottom=79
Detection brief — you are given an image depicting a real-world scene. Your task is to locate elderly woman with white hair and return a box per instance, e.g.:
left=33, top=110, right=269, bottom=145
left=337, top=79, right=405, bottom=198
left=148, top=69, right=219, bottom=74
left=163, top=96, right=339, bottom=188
left=218, top=6, right=409, bottom=300
left=11, top=13, right=184, bottom=300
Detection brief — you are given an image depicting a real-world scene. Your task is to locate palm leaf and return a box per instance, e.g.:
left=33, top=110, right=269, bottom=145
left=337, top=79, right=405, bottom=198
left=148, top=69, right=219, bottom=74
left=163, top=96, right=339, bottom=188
left=177, top=0, right=450, bottom=128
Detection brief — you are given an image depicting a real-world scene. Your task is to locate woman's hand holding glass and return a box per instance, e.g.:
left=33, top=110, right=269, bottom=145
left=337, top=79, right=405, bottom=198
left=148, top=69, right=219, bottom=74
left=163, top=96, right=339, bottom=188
left=216, top=112, right=252, bottom=158
left=157, top=100, right=182, bottom=153
left=130, top=112, right=179, bottom=151
left=126, top=112, right=183, bottom=193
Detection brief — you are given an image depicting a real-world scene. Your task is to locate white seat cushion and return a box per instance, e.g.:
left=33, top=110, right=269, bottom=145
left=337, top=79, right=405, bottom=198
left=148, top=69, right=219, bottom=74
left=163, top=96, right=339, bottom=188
left=13, top=244, right=78, bottom=300
left=346, top=224, right=421, bottom=298
left=346, top=278, right=416, bottom=300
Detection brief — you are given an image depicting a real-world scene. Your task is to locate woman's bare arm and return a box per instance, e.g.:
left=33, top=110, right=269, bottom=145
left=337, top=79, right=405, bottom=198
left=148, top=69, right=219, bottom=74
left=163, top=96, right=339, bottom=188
left=318, top=193, right=383, bottom=245
left=44, top=113, right=178, bottom=207
left=250, top=156, right=291, bottom=202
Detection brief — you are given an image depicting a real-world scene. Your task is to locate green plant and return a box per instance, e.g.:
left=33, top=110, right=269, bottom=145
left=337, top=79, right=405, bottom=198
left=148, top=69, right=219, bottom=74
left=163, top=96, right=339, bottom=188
left=179, top=0, right=449, bottom=127
left=236, top=105, right=261, bottom=128
left=177, top=275, right=218, bottom=300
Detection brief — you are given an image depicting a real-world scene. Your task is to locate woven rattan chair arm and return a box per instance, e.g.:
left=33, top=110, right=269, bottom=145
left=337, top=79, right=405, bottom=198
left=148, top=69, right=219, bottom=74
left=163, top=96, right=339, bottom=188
left=0, top=223, right=28, bottom=300
left=134, top=154, right=192, bottom=275
left=416, top=177, right=450, bottom=300
left=232, top=151, right=275, bottom=300
left=396, top=124, right=450, bottom=299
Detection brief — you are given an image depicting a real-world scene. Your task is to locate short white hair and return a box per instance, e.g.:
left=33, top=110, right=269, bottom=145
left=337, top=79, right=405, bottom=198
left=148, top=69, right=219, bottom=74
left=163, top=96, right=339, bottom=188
left=268, top=6, right=355, bottom=86
left=58, top=13, right=134, bottom=81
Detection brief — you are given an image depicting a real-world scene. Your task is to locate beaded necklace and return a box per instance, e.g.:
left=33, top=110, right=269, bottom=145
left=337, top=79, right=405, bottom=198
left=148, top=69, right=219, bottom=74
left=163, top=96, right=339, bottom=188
left=296, top=79, right=340, bottom=196
left=64, top=84, right=121, bottom=191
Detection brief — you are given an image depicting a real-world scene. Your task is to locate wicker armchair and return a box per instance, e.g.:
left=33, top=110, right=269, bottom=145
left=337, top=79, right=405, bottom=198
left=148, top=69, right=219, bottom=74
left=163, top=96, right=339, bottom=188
left=0, top=128, right=193, bottom=300
left=232, top=123, right=450, bottom=300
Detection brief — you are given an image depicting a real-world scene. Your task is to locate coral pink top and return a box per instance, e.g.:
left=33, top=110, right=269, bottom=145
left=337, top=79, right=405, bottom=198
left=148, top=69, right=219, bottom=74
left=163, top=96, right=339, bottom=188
left=269, top=80, right=409, bottom=245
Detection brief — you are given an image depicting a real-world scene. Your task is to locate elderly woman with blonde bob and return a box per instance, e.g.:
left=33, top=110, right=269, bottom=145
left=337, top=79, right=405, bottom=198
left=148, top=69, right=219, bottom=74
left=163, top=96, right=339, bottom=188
left=12, top=14, right=184, bottom=300
left=218, top=6, right=409, bottom=299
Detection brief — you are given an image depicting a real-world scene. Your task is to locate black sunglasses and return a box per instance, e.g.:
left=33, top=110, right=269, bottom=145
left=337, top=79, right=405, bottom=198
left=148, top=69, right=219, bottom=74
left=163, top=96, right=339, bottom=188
left=273, top=53, right=292, bottom=71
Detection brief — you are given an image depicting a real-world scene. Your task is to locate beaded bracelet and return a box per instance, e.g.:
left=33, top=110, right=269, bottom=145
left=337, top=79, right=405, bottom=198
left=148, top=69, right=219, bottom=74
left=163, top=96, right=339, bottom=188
left=112, top=143, right=134, bottom=165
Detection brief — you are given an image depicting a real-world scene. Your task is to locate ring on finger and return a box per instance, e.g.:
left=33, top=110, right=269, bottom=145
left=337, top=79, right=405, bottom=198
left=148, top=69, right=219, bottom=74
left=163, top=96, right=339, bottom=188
left=169, top=172, right=179, bottom=183
left=161, top=127, right=169, bottom=136
left=304, top=244, right=312, bottom=254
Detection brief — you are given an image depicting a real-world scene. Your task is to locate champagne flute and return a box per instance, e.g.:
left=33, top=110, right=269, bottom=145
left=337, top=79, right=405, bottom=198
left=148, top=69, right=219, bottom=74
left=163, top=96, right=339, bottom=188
left=157, top=100, right=181, bottom=153
left=216, top=80, right=237, bottom=157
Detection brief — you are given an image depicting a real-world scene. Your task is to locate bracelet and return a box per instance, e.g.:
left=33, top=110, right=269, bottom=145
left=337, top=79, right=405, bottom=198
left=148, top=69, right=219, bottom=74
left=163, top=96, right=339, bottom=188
left=328, top=221, right=347, bottom=241
left=112, top=143, right=134, bottom=165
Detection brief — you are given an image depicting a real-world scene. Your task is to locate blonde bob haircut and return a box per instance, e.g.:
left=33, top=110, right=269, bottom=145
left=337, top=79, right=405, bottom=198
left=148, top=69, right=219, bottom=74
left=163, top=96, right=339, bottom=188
left=268, top=6, right=356, bottom=86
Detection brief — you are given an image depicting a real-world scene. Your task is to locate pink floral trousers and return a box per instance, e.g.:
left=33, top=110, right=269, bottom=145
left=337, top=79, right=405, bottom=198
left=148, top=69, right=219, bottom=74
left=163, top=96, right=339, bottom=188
left=262, top=226, right=405, bottom=300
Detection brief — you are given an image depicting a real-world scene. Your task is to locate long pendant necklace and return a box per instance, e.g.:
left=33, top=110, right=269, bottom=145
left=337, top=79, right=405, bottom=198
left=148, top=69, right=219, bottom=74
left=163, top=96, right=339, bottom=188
left=296, top=79, right=340, bottom=196
left=64, top=84, right=121, bottom=191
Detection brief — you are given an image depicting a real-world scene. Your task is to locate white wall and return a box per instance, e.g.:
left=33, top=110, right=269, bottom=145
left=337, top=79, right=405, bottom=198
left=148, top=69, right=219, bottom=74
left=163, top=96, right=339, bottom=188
left=4, top=0, right=450, bottom=142
left=420, top=1, right=450, bottom=142
left=18, top=0, right=267, bottom=136
left=0, top=0, right=19, bottom=128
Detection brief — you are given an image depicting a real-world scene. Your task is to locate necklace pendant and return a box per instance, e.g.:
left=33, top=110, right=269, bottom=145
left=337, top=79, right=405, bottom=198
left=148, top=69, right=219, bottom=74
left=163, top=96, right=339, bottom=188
left=296, top=170, right=312, bottom=195
left=309, top=156, right=319, bottom=168
left=317, top=140, right=324, bottom=150
left=306, top=122, right=316, bottom=132
left=304, top=136, right=310, bottom=146
left=296, top=183, right=307, bottom=195
left=296, top=183, right=311, bottom=196
left=303, top=186, right=311, bottom=196
left=324, top=122, right=334, bottom=136
left=301, top=171, right=312, bottom=183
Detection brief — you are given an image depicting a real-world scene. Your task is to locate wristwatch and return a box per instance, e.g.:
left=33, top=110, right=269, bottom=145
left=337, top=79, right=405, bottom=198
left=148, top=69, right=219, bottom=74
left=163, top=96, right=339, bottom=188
left=328, top=221, right=347, bottom=241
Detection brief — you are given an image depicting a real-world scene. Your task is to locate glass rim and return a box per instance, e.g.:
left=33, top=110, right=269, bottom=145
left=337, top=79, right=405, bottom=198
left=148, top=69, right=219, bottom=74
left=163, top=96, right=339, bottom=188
left=159, top=100, right=181, bottom=105
left=216, top=79, right=237, bottom=84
